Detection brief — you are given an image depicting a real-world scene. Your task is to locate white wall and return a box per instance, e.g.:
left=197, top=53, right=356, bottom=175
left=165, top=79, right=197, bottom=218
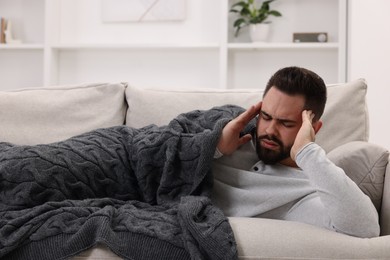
left=55, top=0, right=222, bottom=89
left=348, top=0, right=390, bottom=150
left=59, top=0, right=221, bottom=44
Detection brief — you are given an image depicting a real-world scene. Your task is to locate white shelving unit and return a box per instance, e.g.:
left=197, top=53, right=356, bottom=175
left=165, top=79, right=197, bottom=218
left=227, top=43, right=340, bottom=50
left=0, top=44, right=43, bottom=50
left=0, top=0, right=347, bottom=90
left=224, top=0, right=347, bottom=89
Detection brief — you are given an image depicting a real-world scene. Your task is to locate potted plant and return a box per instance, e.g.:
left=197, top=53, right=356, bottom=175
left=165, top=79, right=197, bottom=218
left=230, top=0, right=282, bottom=42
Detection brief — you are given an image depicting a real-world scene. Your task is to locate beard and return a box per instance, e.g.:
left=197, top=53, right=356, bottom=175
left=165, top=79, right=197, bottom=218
left=255, top=134, right=292, bottom=165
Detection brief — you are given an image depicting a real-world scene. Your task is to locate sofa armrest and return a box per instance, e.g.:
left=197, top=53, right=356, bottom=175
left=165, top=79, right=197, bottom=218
left=327, top=141, right=389, bottom=211
left=381, top=161, right=390, bottom=235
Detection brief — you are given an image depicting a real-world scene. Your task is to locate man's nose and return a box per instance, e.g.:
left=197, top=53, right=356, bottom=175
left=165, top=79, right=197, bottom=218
left=265, top=120, right=277, bottom=136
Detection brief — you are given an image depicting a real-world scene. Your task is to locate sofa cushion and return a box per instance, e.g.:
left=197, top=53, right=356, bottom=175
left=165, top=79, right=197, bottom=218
left=317, top=79, right=369, bottom=152
left=125, top=85, right=263, bottom=129
left=126, top=86, right=262, bottom=130
left=0, top=82, right=127, bottom=145
left=327, top=141, right=389, bottom=211
left=229, top=217, right=390, bottom=259
left=125, top=79, right=368, bottom=153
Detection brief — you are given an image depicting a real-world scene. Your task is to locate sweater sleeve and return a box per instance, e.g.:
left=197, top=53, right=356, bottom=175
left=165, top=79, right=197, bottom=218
left=295, top=142, right=380, bottom=238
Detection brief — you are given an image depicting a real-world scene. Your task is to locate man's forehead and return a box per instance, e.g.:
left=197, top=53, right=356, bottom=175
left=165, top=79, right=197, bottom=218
left=261, top=88, right=305, bottom=120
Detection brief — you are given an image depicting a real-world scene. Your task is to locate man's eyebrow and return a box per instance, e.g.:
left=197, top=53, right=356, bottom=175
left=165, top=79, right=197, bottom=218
left=260, top=110, right=298, bottom=124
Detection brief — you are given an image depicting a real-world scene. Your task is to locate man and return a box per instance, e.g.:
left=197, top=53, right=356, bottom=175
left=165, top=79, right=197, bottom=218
left=211, top=66, right=380, bottom=238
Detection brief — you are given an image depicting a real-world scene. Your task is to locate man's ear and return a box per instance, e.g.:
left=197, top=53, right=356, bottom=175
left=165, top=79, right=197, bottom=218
left=312, top=120, right=323, bottom=134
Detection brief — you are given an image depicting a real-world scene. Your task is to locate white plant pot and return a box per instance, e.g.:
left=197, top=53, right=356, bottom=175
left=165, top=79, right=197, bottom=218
left=249, top=23, right=270, bottom=42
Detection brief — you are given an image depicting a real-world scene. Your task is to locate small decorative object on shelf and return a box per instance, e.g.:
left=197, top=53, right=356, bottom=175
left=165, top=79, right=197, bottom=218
left=0, top=18, right=22, bottom=44
left=293, top=32, right=328, bottom=43
left=4, top=20, right=22, bottom=44
left=0, top=17, right=7, bottom=44
left=230, top=0, right=282, bottom=42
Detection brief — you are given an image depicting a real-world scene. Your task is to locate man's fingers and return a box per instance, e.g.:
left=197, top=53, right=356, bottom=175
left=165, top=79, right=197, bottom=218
left=236, top=101, right=262, bottom=125
left=239, top=134, right=252, bottom=145
left=303, top=110, right=315, bottom=123
left=217, top=102, right=260, bottom=155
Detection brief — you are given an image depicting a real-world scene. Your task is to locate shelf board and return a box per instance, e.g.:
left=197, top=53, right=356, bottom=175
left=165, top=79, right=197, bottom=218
left=228, top=42, right=339, bottom=50
left=0, top=44, right=44, bottom=50
left=51, top=43, right=220, bottom=50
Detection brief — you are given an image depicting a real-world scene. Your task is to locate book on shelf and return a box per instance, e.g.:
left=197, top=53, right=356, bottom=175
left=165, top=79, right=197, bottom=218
left=0, top=16, right=7, bottom=44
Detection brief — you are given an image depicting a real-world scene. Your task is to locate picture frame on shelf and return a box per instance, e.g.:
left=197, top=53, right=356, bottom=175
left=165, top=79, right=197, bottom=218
left=101, top=0, right=187, bottom=23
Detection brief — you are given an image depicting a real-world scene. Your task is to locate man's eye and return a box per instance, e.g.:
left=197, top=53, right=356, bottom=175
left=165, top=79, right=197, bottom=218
left=261, top=114, right=271, bottom=120
left=282, top=122, right=295, bottom=128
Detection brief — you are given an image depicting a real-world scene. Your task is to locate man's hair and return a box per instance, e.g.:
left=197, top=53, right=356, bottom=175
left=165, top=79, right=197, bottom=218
left=263, top=66, right=327, bottom=121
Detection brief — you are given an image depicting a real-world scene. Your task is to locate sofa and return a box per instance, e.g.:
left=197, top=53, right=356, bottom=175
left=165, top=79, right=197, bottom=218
left=0, top=79, right=389, bottom=259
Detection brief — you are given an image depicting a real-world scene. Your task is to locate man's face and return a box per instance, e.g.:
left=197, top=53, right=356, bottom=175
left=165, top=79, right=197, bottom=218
left=256, top=87, right=305, bottom=166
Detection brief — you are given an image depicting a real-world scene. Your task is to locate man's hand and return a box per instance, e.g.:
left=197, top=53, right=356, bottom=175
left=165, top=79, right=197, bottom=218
left=290, top=110, right=316, bottom=161
left=217, top=102, right=262, bottom=155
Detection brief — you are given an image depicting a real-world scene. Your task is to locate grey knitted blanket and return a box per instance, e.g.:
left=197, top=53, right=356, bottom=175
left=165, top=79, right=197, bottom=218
left=0, top=105, right=244, bottom=260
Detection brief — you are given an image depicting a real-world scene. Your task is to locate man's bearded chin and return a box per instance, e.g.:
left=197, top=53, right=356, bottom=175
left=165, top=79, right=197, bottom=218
left=255, top=134, right=292, bottom=165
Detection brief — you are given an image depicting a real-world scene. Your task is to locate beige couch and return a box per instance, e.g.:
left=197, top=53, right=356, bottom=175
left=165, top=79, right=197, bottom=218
left=0, top=79, right=389, bottom=259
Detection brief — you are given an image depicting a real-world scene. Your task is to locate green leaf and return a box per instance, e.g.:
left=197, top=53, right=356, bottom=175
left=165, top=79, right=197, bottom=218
left=269, top=10, right=282, bottom=17
left=233, top=18, right=247, bottom=28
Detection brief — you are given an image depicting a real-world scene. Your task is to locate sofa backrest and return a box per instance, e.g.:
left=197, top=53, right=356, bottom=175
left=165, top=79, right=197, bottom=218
left=0, top=82, right=127, bottom=145
left=125, top=79, right=369, bottom=153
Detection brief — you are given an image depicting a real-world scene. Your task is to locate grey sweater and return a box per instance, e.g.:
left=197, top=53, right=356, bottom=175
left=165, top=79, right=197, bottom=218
left=211, top=141, right=380, bottom=238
